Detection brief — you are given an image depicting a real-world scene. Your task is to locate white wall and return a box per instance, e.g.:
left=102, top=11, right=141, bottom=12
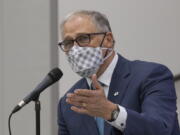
left=0, top=0, right=4, bottom=134
left=58, top=0, right=180, bottom=97
left=0, top=0, right=59, bottom=135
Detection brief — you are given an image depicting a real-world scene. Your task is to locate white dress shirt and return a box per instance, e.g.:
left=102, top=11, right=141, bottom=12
left=86, top=53, right=127, bottom=131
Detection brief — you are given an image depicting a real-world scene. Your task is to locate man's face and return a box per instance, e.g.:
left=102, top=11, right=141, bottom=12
left=60, top=14, right=115, bottom=77
left=62, top=15, right=106, bottom=48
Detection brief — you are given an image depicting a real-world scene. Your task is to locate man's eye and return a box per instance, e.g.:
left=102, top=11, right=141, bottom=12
left=77, top=35, right=89, bottom=43
left=63, top=40, right=73, bottom=46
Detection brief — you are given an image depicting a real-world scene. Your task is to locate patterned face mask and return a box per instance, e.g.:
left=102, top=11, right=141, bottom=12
left=66, top=45, right=113, bottom=77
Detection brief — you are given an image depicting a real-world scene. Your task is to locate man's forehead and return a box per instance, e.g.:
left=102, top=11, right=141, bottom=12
left=63, top=15, right=97, bottom=38
left=66, top=14, right=91, bottom=23
left=64, top=15, right=95, bottom=29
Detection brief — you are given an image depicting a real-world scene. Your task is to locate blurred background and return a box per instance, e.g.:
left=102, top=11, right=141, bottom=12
left=0, top=0, right=180, bottom=135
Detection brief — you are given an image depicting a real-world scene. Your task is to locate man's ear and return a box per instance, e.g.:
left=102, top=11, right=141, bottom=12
left=103, top=32, right=114, bottom=48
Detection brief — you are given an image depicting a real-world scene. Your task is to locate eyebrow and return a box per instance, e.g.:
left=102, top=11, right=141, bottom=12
left=64, top=33, right=89, bottom=40
left=76, top=33, right=89, bottom=36
left=63, top=36, right=73, bottom=40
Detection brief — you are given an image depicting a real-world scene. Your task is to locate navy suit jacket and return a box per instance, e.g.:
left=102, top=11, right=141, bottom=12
left=58, top=54, right=180, bottom=135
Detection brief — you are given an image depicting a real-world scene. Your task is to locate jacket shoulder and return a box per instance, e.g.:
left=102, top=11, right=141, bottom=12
left=130, top=60, right=173, bottom=77
left=59, top=78, right=87, bottom=101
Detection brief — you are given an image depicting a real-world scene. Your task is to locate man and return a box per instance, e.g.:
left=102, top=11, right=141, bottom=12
left=57, top=10, right=180, bottom=135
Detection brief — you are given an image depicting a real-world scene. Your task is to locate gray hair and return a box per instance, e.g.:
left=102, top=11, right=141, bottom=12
left=60, top=10, right=112, bottom=36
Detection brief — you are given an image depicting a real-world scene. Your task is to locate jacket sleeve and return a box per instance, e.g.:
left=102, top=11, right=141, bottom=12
left=58, top=98, right=70, bottom=135
left=124, top=65, right=178, bottom=135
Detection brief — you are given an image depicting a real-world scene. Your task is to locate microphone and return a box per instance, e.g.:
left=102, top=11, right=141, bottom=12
left=12, top=67, right=63, bottom=114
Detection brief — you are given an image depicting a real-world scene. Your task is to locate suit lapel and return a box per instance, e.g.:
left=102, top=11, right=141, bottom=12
left=104, top=55, right=131, bottom=135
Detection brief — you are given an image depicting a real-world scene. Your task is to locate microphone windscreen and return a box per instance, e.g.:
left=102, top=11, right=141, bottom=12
left=48, top=67, right=63, bottom=82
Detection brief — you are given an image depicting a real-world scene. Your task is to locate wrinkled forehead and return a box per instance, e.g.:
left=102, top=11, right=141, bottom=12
left=62, top=15, right=98, bottom=39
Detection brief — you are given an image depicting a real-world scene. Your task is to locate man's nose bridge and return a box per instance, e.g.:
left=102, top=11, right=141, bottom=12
left=73, top=39, right=79, bottom=46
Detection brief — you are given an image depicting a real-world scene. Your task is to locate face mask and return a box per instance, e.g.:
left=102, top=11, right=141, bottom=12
left=66, top=45, right=113, bottom=77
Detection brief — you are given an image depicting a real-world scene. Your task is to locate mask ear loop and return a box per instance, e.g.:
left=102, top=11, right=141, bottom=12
left=100, top=33, right=115, bottom=59
left=99, top=33, right=109, bottom=58
left=101, top=48, right=113, bottom=61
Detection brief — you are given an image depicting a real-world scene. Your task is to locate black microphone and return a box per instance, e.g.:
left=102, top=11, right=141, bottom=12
left=11, top=67, right=63, bottom=114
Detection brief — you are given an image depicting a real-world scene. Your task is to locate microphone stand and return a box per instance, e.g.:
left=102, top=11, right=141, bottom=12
left=33, top=95, right=41, bottom=135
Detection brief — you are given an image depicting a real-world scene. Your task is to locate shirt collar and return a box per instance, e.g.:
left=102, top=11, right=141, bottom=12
left=86, top=53, right=118, bottom=87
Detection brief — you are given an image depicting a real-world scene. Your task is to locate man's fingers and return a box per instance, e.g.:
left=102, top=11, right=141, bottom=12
left=71, top=106, right=89, bottom=115
left=74, top=89, right=96, bottom=97
left=66, top=93, right=91, bottom=103
left=66, top=98, right=83, bottom=107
